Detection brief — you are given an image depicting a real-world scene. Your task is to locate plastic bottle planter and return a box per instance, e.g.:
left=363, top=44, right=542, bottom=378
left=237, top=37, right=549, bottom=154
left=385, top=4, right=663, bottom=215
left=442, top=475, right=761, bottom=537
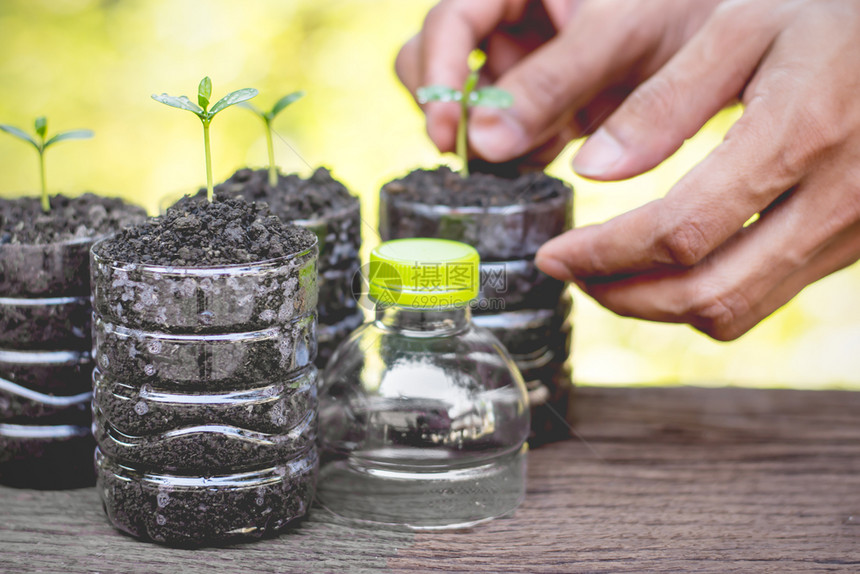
left=184, top=168, right=365, bottom=369
left=90, top=240, right=319, bottom=545
left=473, top=292, right=573, bottom=440
left=259, top=202, right=363, bottom=370
left=0, top=237, right=97, bottom=489
left=316, top=311, right=364, bottom=367
left=379, top=184, right=571, bottom=261
left=296, top=206, right=364, bottom=349
left=379, top=174, right=574, bottom=442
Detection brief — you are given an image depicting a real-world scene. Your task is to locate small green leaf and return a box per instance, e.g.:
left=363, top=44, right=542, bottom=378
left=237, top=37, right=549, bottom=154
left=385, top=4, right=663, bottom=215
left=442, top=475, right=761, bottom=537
left=209, top=87, right=259, bottom=116
left=34, top=116, right=48, bottom=139
left=44, top=129, right=94, bottom=148
left=198, top=76, right=212, bottom=109
left=151, top=93, right=205, bottom=116
left=469, top=86, right=514, bottom=108
left=270, top=91, right=305, bottom=118
left=417, top=85, right=461, bottom=104
left=0, top=124, right=39, bottom=148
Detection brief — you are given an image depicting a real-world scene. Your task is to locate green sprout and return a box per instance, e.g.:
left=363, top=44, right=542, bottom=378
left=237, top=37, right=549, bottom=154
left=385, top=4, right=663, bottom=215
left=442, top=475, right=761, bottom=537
left=241, top=91, right=305, bottom=188
left=152, top=77, right=258, bottom=202
left=416, top=50, right=513, bottom=178
left=0, top=117, right=93, bottom=212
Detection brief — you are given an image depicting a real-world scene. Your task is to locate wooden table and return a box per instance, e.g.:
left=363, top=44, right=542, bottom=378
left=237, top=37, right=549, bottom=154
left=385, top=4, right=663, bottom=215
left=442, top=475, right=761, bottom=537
left=2, top=386, right=859, bottom=573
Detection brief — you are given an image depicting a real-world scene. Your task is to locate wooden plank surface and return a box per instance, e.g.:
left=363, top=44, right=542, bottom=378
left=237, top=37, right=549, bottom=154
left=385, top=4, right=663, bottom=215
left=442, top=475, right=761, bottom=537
left=2, top=386, right=859, bottom=573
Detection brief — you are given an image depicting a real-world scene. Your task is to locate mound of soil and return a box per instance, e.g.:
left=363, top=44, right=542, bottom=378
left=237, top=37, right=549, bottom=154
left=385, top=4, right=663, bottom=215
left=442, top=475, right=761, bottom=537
left=205, top=167, right=357, bottom=221
left=103, top=196, right=316, bottom=266
left=0, top=194, right=146, bottom=245
left=382, top=166, right=568, bottom=208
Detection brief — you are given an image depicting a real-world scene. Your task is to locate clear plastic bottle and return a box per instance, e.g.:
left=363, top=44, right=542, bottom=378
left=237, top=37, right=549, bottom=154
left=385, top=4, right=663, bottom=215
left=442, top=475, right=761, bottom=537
left=317, top=238, right=530, bottom=530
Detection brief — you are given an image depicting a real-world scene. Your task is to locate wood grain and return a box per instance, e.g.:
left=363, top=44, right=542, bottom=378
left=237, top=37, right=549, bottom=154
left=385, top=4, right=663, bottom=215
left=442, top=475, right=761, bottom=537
left=2, top=386, right=859, bottom=573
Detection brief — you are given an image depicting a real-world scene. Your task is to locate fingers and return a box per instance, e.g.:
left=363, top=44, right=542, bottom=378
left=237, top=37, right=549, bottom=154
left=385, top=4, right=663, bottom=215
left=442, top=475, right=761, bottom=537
left=578, top=157, right=860, bottom=340
left=572, top=0, right=783, bottom=180
left=468, top=1, right=655, bottom=162
left=396, top=35, right=461, bottom=153
left=536, top=31, right=833, bottom=281
left=396, top=0, right=511, bottom=153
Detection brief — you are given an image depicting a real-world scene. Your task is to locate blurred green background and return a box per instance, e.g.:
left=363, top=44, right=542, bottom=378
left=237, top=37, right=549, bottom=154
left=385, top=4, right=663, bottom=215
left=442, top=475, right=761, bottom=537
left=1, top=0, right=857, bottom=388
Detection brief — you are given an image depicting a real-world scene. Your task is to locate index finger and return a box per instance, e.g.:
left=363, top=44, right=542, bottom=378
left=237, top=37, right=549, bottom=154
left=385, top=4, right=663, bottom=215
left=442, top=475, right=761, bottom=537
left=397, top=0, right=511, bottom=152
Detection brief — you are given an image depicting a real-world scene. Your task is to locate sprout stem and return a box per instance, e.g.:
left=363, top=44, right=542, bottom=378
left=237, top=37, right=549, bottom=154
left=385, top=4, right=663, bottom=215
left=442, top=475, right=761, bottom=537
left=264, top=118, right=277, bottom=188
left=458, top=65, right=480, bottom=178
left=203, top=119, right=214, bottom=202
left=38, top=149, right=49, bottom=212
left=457, top=101, right=469, bottom=178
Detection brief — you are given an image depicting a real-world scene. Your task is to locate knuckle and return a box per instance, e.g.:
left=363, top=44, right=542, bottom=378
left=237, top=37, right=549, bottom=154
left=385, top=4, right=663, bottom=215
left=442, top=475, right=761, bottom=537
left=686, top=283, right=750, bottom=342
left=655, top=217, right=711, bottom=268
left=584, top=242, right=613, bottom=277
left=628, top=75, right=678, bottom=119
left=517, top=58, right=571, bottom=115
left=779, top=98, right=843, bottom=171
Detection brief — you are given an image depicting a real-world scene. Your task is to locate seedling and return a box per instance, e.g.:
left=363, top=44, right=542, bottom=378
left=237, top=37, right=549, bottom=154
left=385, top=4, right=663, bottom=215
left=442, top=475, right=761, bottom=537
left=0, top=117, right=93, bottom=212
left=241, top=91, right=305, bottom=187
left=152, top=77, right=258, bottom=202
left=417, top=50, right=513, bottom=178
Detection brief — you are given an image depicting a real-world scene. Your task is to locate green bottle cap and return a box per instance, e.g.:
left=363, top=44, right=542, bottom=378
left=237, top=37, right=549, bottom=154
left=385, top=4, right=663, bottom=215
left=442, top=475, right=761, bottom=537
left=369, top=238, right=480, bottom=308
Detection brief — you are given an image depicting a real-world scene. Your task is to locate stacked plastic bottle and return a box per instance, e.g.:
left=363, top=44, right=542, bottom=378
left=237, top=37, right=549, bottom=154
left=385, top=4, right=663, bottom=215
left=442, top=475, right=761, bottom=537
left=379, top=171, right=574, bottom=442
left=205, top=168, right=363, bottom=369
left=294, top=193, right=363, bottom=368
left=0, top=238, right=97, bottom=488
left=90, top=231, right=320, bottom=544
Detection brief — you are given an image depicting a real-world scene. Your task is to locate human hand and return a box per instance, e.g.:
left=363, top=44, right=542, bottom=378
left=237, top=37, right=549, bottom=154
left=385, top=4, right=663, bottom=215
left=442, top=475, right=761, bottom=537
left=400, top=0, right=860, bottom=340
left=535, top=0, right=860, bottom=340
left=396, top=0, right=722, bottom=166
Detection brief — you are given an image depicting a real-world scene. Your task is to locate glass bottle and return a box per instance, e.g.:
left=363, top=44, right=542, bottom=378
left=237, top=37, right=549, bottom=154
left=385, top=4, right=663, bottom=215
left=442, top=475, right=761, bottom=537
left=317, top=238, right=530, bottom=530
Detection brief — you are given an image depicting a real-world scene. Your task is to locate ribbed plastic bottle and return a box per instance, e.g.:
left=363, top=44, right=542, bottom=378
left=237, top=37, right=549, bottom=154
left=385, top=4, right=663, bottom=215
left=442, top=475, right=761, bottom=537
left=90, top=232, right=319, bottom=545
left=317, top=238, right=530, bottom=529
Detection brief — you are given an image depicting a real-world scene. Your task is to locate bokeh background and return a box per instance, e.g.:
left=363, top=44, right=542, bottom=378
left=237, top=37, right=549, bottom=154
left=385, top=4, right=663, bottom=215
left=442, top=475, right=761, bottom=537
left=1, top=0, right=857, bottom=388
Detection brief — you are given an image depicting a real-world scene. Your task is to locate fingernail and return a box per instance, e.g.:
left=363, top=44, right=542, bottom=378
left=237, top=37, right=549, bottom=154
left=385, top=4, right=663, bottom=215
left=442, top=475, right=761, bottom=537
left=573, top=128, right=625, bottom=178
left=469, top=109, right=528, bottom=162
left=535, top=248, right=574, bottom=282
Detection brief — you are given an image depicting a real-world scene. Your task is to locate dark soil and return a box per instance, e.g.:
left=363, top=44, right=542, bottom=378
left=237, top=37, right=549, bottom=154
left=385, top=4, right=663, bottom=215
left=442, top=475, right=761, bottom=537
left=0, top=425, right=95, bottom=489
left=93, top=366, right=317, bottom=437
left=476, top=259, right=566, bottom=313
left=94, top=315, right=317, bottom=388
left=0, top=350, right=92, bottom=395
left=0, top=194, right=146, bottom=245
left=92, top=196, right=320, bottom=542
left=209, top=168, right=358, bottom=222
left=0, top=194, right=143, bottom=490
left=318, top=263, right=361, bottom=321
left=185, top=168, right=362, bottom=275
left=473, top=296, right=572, bottom=358
left=94, top=405, right=317, bottom=474
left=105, top=196, right=315, bottom=267
left=382, top=166, right=568, bottom=207
left=0, top=196, right=146, bottom=297
left=379, top=166, right=573, bottom=262
left=96, top=447, right=317, bottom=545
left=0, top=381, right=91, bottom=425
left=0, top=295, right=91, bottom=351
